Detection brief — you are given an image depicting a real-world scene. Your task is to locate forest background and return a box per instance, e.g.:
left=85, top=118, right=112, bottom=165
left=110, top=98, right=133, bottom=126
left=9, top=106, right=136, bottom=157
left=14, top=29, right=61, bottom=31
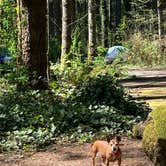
left=0, top=0, right=165, bottom=151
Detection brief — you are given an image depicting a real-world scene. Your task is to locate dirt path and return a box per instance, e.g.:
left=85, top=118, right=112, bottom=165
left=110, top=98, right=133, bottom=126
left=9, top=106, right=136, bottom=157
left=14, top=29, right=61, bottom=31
left=0, top=137, right=153, bottom=166
left=1, top=68, right=165, bottom=166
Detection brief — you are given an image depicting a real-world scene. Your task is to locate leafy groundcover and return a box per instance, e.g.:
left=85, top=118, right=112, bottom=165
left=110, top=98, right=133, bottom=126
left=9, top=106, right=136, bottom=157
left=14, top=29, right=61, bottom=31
left=0, top=62, right=149, bottom=151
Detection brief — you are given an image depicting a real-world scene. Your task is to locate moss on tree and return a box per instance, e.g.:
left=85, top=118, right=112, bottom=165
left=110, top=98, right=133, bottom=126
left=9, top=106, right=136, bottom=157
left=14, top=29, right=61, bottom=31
left=142, top=105, right=166, bottom=165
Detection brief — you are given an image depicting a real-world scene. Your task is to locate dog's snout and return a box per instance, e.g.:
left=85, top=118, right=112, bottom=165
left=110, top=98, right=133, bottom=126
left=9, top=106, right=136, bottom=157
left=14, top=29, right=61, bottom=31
left=113, top=147, right=117, bottom=151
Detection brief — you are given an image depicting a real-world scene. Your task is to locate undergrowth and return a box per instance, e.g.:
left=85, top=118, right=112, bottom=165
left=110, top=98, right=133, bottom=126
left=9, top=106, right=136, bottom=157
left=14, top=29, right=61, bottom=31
left=0, top=58, right=150, bottom=151
left=123, top=33, right=166, bottom=67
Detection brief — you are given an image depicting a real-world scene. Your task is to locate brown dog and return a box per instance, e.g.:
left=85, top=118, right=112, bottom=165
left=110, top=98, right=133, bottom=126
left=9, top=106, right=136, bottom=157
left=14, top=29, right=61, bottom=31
left=91, top=136, right=122, bottom=166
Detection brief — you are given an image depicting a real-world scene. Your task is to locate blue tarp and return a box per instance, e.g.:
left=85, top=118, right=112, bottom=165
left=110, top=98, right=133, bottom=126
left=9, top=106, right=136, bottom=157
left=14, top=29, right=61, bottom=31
left=105, top=46, right=128, bottom=63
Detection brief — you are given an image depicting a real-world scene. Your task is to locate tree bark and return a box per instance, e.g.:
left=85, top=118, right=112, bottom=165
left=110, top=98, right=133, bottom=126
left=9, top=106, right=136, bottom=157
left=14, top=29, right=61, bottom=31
left=17, top=0, right=30, bottom=65
left=115, top=0, right=121, bottom=28
left=100, top=0, right=108, bottom=47
left=61, top=0, right=73, bottom=65
left=157, top=0, right=164, bottom=40
left=18, top=0, right=49, bottom=89
left=49, top=0, right=55, bottom=37
left=88, top=0, right=96, bottom=61
left=108, top=0, right=113, bottom=30
left=54, top=0, right=62, bottom=38
left=0, top=0, right=2, bottom=30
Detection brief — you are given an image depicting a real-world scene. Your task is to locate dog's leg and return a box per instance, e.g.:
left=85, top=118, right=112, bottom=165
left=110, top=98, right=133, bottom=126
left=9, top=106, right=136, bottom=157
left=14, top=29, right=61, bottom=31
left=118, top=157, right=121, bottom=166
left=102, top=156, right=106, bottom=163
left=91, top=152, right=96, bottom=166
left=105, top=159, right=109, bottom=166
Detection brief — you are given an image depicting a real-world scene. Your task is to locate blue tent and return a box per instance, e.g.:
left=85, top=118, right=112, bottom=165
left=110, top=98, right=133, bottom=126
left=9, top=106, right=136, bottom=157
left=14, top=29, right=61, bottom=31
left=0, top=55, right=12, bottom=64
left=105, top=46, right=128, bottom=63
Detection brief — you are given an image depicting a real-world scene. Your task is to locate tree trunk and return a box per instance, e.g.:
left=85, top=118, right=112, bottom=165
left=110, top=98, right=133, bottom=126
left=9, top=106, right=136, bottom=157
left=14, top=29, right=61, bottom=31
left=54, top=0, right=62, bottom=38
left=100, top=0, right=108, bottom=47
left=115, top=0, right=121, bottom=28
left=108, top=0, right=113, bottom=30
left=88, top=0, right=96, bottom=61
left=49, top=0, right=55, bottom=37
left=18, top=0, right=49, bottom=89
left=157, top=0, right=164, bottom=40
left=61, top=0, right=73, bottom=65
left=17, top=0, right=30, bottom=65
left=0, top=0, right=2, bottom=30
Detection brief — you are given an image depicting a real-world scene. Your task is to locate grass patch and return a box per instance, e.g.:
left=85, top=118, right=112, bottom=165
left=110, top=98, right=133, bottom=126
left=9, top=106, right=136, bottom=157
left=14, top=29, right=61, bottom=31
left=147, top=99, right=166, bottom=109
left=141, top=88, right=166, bottom=97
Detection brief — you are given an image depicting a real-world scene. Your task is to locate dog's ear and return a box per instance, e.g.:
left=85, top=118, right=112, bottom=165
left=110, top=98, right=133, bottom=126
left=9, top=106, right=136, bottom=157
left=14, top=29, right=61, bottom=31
left=115, top=136, right=121, bottom=142
left=106, top=136, right=111, bottom=143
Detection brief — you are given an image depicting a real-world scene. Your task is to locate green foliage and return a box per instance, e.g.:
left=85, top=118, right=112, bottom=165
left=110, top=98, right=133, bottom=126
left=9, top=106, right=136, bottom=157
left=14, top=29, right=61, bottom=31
left=132, top=121, right=146, bottom=139
left=49, top=37, right=61, bottom=62
left=114, top=16, right=128, bottom=45
left=0, top=0, right=18, bottom=57
left=0, top=89, right=62, bottom=150
left=64, top=26, right=86, bottom=64
left=142, top=121, right=157, bottom=160
left=0, top=88, right=146, bottom=151
left=0, top=62, right=29, bottom=89
left=128, top=0, right=159, bottom=36
left=0, top=57, right=150, bottom=151
left=70, top=27, right=86, bottom=57
left=96, top=46, right=107, bottom=57
left=0, top=46, right=9, bottom=55
left=123, top=33, right=165, bottom=67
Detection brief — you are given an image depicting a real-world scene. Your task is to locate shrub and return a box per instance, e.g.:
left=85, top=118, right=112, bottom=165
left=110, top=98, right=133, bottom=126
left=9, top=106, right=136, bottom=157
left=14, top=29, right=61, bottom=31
left=123, top=33, right=165, bottom=67
left=132, top=121, right=146, bottom=139
left=142, top=105, right=166, bottom=165
left=0, top=58, right=149, bottom=151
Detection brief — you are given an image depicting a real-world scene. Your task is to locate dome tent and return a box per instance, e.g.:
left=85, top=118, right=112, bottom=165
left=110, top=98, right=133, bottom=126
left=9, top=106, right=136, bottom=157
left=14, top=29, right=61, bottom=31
left=105, top=46, right=128, bottom=63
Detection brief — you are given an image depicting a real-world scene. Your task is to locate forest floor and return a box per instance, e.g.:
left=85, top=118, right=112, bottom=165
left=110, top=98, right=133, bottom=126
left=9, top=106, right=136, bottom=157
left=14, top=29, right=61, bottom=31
left=0, top=137, right=153, bottom=166
left=1, top=68, right=166, bottom=166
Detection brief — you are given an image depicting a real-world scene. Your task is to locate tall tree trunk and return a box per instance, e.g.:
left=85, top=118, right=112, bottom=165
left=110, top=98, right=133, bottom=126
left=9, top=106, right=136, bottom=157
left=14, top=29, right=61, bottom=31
left=17, top=0, right=30, bottom=65
left=93, top=0, right=100, bottom=46
left=157, top=0, right=164, bottom=40
left=18, top=0, right=49, bottom=89
left=54, top=0, right=62, bottom=38
left=88, top=0, right=96, bottom=61
left=100, top=0, right=108, bottom=47
left=115, top=0, right=121, bottom=28
left=61, top=0, right=73, bottom=65
left=0, top=0, right=2, bottom=31
left=28, top=0, right=49, bottom=87
left=108, top=0, right=113, bottom=30
left=49, top=0, right=55, bottom=37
